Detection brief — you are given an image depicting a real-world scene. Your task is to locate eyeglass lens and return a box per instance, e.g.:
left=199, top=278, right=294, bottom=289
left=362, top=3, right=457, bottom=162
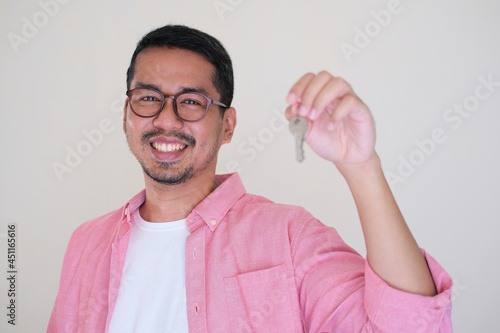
left=129, top=89, right=209, bottom=121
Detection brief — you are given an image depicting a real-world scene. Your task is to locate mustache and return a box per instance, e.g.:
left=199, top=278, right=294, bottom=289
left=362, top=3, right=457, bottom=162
left=141, top=129, right=196, bottom=147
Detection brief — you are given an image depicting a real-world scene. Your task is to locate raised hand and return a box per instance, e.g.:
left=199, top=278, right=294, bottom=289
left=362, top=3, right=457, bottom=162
left=285, top=72, right=376, bottom=166
left=285, top=73, right=438, bottom=298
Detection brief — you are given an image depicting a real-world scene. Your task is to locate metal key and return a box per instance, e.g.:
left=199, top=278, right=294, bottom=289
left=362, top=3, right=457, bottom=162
left=289, top=116, right=308, bottom=162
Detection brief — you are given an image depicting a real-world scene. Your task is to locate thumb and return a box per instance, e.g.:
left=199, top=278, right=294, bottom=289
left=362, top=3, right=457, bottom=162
left=285, top=103, right=300, bottom=121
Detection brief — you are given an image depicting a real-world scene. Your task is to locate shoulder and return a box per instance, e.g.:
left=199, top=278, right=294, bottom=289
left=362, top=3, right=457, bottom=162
left=69, top=190, right=145, bottom=243
left=231, top=192, right=322, bottom=237
left=73, top=208, right=122, bottom=236
left=68, top=207, right=124, bottom=247
left=237, top=192, right=313, bottom=218
left=228, top=192, right=351, bottom=259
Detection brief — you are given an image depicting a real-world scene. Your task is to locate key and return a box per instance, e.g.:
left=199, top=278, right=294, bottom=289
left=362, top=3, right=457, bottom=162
left=289, top=116, right=308, bottom=162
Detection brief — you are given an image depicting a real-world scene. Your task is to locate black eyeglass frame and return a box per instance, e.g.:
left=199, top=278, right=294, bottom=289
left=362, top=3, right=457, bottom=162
left=126, top=88, right=229, bottom=123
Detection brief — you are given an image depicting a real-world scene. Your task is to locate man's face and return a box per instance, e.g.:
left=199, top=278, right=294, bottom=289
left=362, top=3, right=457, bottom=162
left=123, top=47, right=235, bottom=186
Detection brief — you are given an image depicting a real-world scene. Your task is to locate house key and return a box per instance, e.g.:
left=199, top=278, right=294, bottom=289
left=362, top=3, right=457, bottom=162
left=289, top=116, right=308, bottom=162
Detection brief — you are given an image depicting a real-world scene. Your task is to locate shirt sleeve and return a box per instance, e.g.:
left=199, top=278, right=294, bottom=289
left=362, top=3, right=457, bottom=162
left=291, top=218, right=453, bottom=333
left=47, top=223, right=87, bottom=333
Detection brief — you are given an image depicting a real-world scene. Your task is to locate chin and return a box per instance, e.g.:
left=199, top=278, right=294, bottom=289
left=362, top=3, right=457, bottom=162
left=143, top=164, right=195, bottom=186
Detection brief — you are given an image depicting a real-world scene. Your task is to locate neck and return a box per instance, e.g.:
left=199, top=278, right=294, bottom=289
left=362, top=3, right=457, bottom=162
left=139, top=173, right=218, bottom=222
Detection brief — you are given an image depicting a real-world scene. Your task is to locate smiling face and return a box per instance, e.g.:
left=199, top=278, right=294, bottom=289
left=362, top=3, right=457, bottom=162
left=123, top=47, right=236, bottom=186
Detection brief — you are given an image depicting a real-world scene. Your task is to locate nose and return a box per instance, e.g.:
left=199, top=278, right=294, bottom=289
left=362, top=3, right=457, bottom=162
left=152, top=96, right=184, bottom=129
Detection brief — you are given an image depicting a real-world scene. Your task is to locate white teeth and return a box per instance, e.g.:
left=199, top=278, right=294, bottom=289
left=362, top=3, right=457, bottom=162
left=152, top=142, right=187, bottom=152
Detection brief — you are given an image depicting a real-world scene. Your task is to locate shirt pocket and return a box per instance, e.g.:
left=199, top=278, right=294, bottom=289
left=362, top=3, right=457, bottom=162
left=223, top=264, right=303, bottom=333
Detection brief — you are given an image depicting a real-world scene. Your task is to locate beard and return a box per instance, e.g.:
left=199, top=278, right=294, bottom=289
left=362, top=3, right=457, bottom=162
left=131, top=124, right=223, bottom=186
left=138, top=129, right=197, bottom=185
left=141, top=160, right=195, bottom=185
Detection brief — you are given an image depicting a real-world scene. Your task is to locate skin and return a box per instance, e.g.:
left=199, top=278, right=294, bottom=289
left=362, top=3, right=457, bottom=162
left=124, top=48, right=436, bottom=297
left=123, top=47, right=236, bottom=222
left=286, top=71, right=437, bottom=296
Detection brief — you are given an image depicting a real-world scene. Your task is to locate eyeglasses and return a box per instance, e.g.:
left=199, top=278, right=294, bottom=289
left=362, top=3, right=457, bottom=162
left=126, top=88, right=228, bottom=122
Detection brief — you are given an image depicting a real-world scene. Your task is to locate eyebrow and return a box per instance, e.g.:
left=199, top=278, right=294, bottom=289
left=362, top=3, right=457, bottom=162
left=134, top=82, right=210, bottom=96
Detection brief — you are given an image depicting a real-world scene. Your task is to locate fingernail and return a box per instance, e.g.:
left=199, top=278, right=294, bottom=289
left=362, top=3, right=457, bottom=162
left=299, top=105, right=308, bottom=116
left=310, top=108, right=318, bottom=119
left=286, top=93, right=297, bottom=104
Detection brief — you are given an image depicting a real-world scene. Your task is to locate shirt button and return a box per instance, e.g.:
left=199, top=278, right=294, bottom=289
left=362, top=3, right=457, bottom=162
left=210, top=219, right=217, bottom=226
left=194, top=303, right=199, bottom=314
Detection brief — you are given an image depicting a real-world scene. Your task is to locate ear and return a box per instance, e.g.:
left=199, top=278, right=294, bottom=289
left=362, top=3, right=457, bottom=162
left=222, top=107, right=237, bottom=144
left=123, top=98, right=129, bottom=133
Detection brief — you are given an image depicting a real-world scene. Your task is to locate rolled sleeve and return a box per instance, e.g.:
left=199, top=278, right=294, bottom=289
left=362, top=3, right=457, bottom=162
left=293, top=218, right=453, bottom=332
left=364, top=250, right=453, bottom=332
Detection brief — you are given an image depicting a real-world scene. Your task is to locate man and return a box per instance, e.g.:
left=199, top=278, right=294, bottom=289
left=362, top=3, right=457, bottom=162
left=48, top=25, right=452, bottom=332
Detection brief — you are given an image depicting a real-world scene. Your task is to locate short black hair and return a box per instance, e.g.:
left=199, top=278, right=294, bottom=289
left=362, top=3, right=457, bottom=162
left=126, top=25, right=234, bottom=112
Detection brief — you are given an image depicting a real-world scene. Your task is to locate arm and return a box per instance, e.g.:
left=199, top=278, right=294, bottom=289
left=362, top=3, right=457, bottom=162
left=286, top=72, right=436, bottom=296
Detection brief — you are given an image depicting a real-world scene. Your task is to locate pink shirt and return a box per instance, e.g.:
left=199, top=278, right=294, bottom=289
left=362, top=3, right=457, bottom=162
left=48, top=173, right=452, bottom=332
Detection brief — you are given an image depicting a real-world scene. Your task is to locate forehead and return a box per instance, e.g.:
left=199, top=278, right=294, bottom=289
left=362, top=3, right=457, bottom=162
left=132, top=47, right=216, bottom=93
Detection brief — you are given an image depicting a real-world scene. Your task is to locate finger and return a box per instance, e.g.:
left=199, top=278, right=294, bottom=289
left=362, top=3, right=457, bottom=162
left=284, top=104, right=299, bottom=120
left=326, top=94, right=366, bottom=131
left=297, top=71, right=335, bottom=118
left=286, top=73, right=315, bottom=105
left=311, top=77, right=353, bottom=120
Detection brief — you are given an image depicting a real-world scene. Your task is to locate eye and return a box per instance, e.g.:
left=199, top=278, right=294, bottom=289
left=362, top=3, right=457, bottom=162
left=140, top=96, right=160, bottom=102
left=177, top=94, right=207, bottom=108
left=182, top=99, right=202, bottom=105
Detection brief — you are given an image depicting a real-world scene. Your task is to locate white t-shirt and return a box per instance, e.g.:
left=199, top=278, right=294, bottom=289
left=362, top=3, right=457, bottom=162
left=108, top=209, right=190, bottom=333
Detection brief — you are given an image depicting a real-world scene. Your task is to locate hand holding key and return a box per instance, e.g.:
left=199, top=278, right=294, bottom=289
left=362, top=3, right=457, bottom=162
left=285, top=72, right=376, bottom=166
left=285, top=73, right=440, bottom=302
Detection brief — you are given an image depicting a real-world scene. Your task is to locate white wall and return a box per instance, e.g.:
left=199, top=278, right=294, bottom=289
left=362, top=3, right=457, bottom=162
left=1, top=0, right=499, bottom=331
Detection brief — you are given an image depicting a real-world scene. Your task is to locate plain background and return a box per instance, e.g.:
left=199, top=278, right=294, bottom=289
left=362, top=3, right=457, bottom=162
left=1, top=0, right=499, bottom=331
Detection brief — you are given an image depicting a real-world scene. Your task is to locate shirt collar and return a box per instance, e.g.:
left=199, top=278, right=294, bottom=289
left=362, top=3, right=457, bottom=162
left=189, top=173, right=246, bottom=233
left=121, top=190, right=146, bottom=223
left=120, top=173, right=246, bottom=233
